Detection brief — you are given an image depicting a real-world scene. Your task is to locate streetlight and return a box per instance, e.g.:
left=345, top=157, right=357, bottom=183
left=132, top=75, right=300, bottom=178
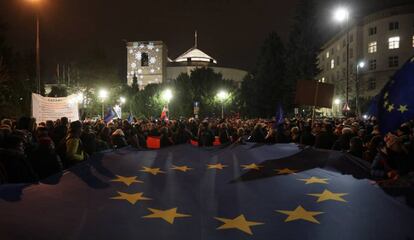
left=99, top=89, right=109, bottom=119
left=333, top=7, right=351, bottom=115
left=27, top=0, right=42, bottom=94
left=217, top=90, right=229, bottom=119
left=334, top=98, right=341, bottom=117
left=119, top=96, right=126, bottom=105
left=161, top=89, right=173, bottom=118
left=355, top=61, right=365, bottom=117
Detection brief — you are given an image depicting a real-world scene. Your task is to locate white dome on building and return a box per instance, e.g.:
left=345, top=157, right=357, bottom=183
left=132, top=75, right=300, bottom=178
left=174, top=47, right=217, bottom=64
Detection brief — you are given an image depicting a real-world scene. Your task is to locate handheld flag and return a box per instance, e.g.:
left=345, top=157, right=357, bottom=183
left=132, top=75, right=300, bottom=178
left=127, top=112, right=134, bottom=124
left=104, top=107, right=116, bottom=123
left=273, top=103, right=284, bottom=128
left=161, top=105, right=169, bottom=121
left=378, top=56, right=414, bottom=134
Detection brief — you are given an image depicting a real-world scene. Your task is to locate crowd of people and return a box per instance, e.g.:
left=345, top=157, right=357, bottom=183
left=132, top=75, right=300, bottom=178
left=0, top=115, right=413, bottom=184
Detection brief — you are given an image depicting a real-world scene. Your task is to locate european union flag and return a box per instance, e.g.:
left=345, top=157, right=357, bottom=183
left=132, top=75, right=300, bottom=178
left=104, top=107, right=116, bottom=123
left=378, top=56, right=414, bottom=134
left=0, top=144, right=413, bottom=239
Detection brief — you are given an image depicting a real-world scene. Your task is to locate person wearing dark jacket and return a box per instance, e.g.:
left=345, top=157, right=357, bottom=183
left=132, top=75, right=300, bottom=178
left=314, top=124, right=337, bottom=149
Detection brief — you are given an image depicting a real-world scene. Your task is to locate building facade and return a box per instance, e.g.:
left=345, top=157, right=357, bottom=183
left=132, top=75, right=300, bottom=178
left=127, top=33, right=247, bottom=90
left=317, top=4, right=414, bottom=113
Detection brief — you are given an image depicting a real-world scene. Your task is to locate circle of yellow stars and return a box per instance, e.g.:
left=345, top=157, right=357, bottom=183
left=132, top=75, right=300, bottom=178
left=383, top=91, right=409, bottom=114
left=107, top=161, right=350, bottom=236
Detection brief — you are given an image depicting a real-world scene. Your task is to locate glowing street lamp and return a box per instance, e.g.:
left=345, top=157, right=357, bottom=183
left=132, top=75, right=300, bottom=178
left=355, top=61, right=366, bottom=117
left=217, top=90, right=229, bottom=119
left=161, top=89, right=173, bottom=118
left=119, top=96, right=126, bottom=105
left=98, top=89, right=109, bottom=119
left=334, top=98, right=341, bottom=117
left=333, top=7, right=350, bottom=23
left=333, top=6, right=351, bottom=115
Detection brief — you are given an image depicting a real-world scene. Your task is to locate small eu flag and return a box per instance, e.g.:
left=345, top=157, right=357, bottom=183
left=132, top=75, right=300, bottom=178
left=378, top=56, right=414, bottom=134
left=104, top=107, right=116, bottom=123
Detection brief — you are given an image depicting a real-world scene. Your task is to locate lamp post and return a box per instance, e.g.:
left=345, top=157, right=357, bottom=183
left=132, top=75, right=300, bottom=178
left=355, top=61, right=365, bottom=117
left=217, top=90, right=229, bottom=119
left=334, top=98, right=341, bottom=117
left=27, top=0, right=42, bottom=94
left=161, top=89, right=173, bottom=118
left=99, top=89, right=108, bottom=119
left=333, top=7, right=350, bottom=115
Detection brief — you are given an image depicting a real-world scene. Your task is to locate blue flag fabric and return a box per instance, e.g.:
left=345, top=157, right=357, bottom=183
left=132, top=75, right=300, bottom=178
left=1, top=143, right=414, bottom=240
left=127, top=112, right=134, bottom=124
left=366, top=94, right=379, bottom=117
left=104, top=107, right=116, bottom=123
left=378, top=56, right=414, bottom=134
left=273, top=103, right=284, bottom=128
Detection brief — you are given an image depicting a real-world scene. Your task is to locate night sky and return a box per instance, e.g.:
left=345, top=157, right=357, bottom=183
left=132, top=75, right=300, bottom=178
left=0, top=0, right=412, bottom=82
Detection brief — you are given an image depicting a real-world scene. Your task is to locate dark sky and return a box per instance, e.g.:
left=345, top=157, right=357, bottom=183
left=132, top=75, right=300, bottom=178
left=0, top=0, right=412, bottom=82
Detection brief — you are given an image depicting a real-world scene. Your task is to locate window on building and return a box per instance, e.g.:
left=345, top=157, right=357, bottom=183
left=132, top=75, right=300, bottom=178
left=368, top=78, right=376, bottom=90
left=388, top=36, right=400, bottom=49
left=389, top=56, right=399, bottom=67
left=389, top=22, right=399, bottom=30
left=326, top=51, right=330, bottom=58
left=412, top=35, right=414, bottom=47
left=368, top=27, right=377, bottom=36
left=321, top=77, right=325, bottom=83
left=368, top=41, right=377, bottom=53
left=331, top=59, right=335, bottom=69
left=336, top=56, right=340, bottom=66
left=369, top=59, right=377, bottom=70
left=337, top=44, right=341, bottom=51
left=141, top=52, right=149, bottom=66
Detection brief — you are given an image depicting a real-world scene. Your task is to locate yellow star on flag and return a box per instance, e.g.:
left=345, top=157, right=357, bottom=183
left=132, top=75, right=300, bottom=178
left=277, top=205, right=323, bottom=224
left=241, top=163, right=263, bottom=170
left=215, top=214, right=264, bottom=235
left=275, top=168, right=298, bottom=175
left=110, top=175, right=143, bottom=186
left=308, top=189, right=348, bottom=203
left=143, top=207, right=191, bottom=224
left=110, top=191, right=151, bottom=205
left=298, top=176, right=329, bottom=185
left=171, top=165, right=193, bottom=172
left=140, top=167, right=165, bottom=175
left=207, top=163, right=228, bottom=170
left=387, top=104, right=394, bottom=112
left=398, top=105, right=408, bottom=113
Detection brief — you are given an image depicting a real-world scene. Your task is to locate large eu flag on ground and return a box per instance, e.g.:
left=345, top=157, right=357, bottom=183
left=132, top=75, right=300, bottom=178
left=0, top=143, right=413, bottom=239
left=378, top=56, right=414, bottom=134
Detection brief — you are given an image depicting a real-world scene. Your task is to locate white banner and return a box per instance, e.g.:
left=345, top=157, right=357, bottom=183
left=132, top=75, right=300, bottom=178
left=32, top=93, right=79, bottom=123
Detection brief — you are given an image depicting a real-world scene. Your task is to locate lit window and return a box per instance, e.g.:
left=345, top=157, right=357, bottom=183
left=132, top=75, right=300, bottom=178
left=388, top=56, right=399, bottom=67
left=368, top=41, right=377, bottom=53
left=321, top=77, right=325, bottom=83
left=388, top=36, right=400, bottom=49
left=369, top=59, right=377, bottom=70
left=326, top=52, right=330, bottom=58
left=331, top=59, right=335, bottom=69
left=412, top=35, right=414, bottom=47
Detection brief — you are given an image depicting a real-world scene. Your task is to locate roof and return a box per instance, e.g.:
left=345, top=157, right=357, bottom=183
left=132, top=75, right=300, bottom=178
left=174, top=47, right=217, bottom=64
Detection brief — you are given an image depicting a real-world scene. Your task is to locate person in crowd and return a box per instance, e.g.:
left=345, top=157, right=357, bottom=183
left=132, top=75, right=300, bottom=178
left=29, top=127, right=63, bottom=179
left=64, top=121, right=86, bottom=167
left=0, top=134, right=37, bottom=183
left=332, top=127, right=354, bottom=151
left=198, top=121, right=214, bottom=147
left=111, top=129, right=128, bottom=148
left=314, top=123, right=336, bottom=150
left=300, top=125, right=315, bottom=146
left=348, top=136, right=364, bottom=159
